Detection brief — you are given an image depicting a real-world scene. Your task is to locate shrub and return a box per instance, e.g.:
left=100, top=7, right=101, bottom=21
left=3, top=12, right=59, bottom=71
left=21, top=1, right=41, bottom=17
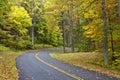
left=0, top=44, right=10, bottom=52
left=110, top=52, right=120, bottom=70
left=17, top=40, right=32, bottom=49
left=34, top=44, right=53, bottom=49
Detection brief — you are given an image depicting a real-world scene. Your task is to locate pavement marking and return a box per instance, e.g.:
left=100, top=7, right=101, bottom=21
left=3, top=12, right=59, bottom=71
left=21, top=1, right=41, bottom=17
left=35, top=53, right=84, bottom=80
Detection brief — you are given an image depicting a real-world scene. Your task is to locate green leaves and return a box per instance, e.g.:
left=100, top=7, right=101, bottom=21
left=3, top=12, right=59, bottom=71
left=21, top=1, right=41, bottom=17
left=0, top=5, right=32, bottom=49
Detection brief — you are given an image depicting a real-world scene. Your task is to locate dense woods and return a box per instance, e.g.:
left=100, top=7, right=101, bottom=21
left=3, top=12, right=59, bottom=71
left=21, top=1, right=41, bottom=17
left=0, top=0, right=62, bottom=49
left=0, top=0, right=120, bottom=66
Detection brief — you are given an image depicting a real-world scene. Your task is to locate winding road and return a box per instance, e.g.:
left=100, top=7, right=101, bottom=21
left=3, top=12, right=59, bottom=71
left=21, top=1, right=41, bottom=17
left=16, top=50, right=120, bottom=80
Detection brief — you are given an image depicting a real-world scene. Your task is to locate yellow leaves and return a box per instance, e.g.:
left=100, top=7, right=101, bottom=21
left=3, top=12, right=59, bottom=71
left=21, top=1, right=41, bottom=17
left=10, top=6, right=31, bottom=20
left=83, top=0, right=118, bottom=40
left=9, top=5, right=32, bottom=28
left=84, top=10, right=98, bottom=18
left=83, top=21, right=103, bottom=39
left=45, top=1, right=54, bottom=10
left=83, top=25, right=89, bottom=30
left=83, top=24, right=96, bottom=38
left=45, top=0, right=67, bottom=12
left=19, top=29, right=28, bottom=35
left=84, top=13, right=89, bottom=18
left=62, top=5, right=68, bottom=11
left=13, top=19, right=21, bottom=25
left=83, top=0, right=94, bottom=5
left=89, top=10, right=94, bottom=14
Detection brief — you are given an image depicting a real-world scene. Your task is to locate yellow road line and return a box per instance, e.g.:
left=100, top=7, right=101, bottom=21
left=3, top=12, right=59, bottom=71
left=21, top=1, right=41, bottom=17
left=35, top=53, right=84, bottom=80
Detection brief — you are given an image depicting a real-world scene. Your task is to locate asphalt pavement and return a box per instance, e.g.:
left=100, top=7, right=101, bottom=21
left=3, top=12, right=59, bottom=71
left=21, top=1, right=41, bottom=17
left=16, top=49, right=120, bottom=80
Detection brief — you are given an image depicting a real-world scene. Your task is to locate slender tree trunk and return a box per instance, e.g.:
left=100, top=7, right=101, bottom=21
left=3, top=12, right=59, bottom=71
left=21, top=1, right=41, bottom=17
left=32, top=1, right=35, bottom=49
left=118, top=0, right=120, bottom=17
left=77, top=20, right=81, bottom=51
left=61, top=12, right=66, bottom=53
left=108, top=17, right=114, bottom=52
left=76, top=10, right=81, bottom=52
left=16, top=31, right=19, bottom=50
left=109, top=27, right=114, bottom=52
left=69, top=2, right=74, bottom=53
left=32, top=23, right=34, bottom=49
left=110, top=31, right=114, bottom=51
left=102, top=0, right=109, bottom=65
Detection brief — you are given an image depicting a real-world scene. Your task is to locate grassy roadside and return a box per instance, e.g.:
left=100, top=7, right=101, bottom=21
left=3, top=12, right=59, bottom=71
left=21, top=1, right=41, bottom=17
left=50, top=52, right=120, bottom=79
left=0, top=50, right=24, bottom=80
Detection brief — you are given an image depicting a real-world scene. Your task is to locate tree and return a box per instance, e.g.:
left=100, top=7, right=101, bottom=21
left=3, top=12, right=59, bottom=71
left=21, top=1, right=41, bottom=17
left=61, top=12, right=66, bottom=53
left=68, top=1, right=74, bottom=53
left=0, top=5, right=32, bottom=49
left=102, top=0, right=108, bottom=65
left=118, top=0, right=120, bottom=17
left=0, top=0, right=9, bottom=17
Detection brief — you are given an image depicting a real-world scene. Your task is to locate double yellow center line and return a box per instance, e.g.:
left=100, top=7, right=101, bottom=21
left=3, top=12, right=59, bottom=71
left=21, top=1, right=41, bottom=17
left=35, top=53, right=84, bottom=80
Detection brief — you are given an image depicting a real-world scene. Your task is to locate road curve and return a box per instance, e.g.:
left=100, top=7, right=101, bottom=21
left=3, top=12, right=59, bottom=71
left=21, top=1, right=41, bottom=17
left=16, top=50, right=120, bottom=80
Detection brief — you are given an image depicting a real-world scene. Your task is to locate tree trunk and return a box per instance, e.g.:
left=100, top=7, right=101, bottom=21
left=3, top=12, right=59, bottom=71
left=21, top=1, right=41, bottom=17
left=102, top=0, right=109, bottom=65
left=61, top=12, right=66, bottom=53
left=69, top=2, right=74, bottom=53
left=32, top=20, right=35, bottom=49
left=76, top=9, right=81, bottom=52
left=32, top=1, right=35, bottom=49
left=118, top=0, right=120, bottom=17
left=109, top=24, right=114, bottom=52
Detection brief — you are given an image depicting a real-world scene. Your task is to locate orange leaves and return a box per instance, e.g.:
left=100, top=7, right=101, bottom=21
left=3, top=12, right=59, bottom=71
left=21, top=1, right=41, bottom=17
left=83, top=19, right=103, bottom=39
left=83, top=24, right=97, bottom=38
left=106, top=0, right=118, bottom=9
left=83, top=0, right=119, bottom=41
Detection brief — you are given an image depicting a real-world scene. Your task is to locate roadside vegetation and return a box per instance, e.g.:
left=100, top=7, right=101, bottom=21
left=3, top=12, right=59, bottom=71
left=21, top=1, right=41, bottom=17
left=0, top=45, right=24, bottom=80
left=50, top=52, right=120, bottom=79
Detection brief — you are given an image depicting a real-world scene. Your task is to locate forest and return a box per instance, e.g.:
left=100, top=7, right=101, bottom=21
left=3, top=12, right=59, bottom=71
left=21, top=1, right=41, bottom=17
left=0, top=0, right=120, bottom=77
